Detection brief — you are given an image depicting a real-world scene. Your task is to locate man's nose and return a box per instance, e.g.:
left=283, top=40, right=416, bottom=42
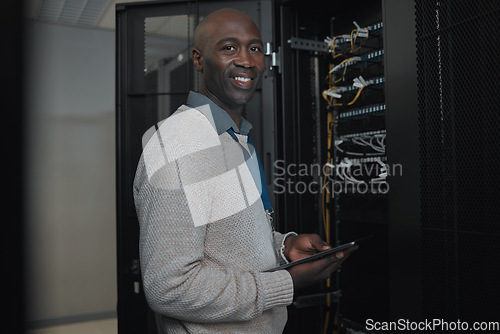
left=234, top=49, right=253, bottom=68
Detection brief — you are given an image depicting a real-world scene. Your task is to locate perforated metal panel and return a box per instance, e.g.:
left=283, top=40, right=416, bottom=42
left=416, top=0, right=500, bottom=322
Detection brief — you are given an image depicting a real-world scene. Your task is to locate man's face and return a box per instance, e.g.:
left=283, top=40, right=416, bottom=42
left=194, top=15, right=266, bottom=110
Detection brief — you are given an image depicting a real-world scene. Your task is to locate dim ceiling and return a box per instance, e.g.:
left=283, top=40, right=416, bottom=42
left=24, top=0, right=153, bottom=30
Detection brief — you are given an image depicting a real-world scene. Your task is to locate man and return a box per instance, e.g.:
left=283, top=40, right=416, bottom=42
left=134, top=8, right=357, bottom=333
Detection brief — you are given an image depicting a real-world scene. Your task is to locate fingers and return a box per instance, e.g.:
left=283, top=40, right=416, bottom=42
left=323, top=258, right=342, bottom=274
left=320, top=246, right=359, bottom=272
left=288, top=242, right=360, bottom=290
left=287, top=234, right=331, bottom=262
left=330, top=245, right=358, bottom=267
left=315, top=252, right=342, bottom=269
left=310, top=256, right=342, bottom=280
left=308, top=234, right=331, bottom=251
left=322, top=250, right=352, bottom=273
left=329, top=245, right=358, bottom=263
left=343, top=244, right=359, bottom=256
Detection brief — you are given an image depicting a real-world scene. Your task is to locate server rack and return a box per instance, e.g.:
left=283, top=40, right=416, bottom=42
left=277, top=2, right=391, bottom=332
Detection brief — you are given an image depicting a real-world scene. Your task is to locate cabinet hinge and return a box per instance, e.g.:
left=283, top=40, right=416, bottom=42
left=265, top=42, right=281, bottom=73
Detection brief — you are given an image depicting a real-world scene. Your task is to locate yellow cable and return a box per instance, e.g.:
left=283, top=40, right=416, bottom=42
left=322, top=172, right=328, bottom=233
left=328, top=36, right=338, bottom=59
left=342, top=62, right=349, bottom=78
left=322, top=90, right=333, bottom=106
left=351, top=28, right=369, bottom=53
left=323, top=310, right=330, bottom=334
left=347, top=86, right=364, bottom=105
left=332, top=311, right=339, bottom=334
left=350, top=29, right=358, bottom=53
left=337, top=57, right=354, bottom=70
left=323, top=111, right=334, bottom=334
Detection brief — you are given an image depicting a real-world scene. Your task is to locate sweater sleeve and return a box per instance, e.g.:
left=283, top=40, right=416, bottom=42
left=273, top=231, right=299, bottom=265
left=134, top=133, right=293, bottom=323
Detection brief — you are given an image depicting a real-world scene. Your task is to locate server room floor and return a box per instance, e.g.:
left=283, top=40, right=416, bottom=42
left=26, top=318, right=117, bottom=334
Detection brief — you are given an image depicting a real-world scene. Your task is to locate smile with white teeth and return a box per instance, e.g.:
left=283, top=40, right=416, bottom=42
left=234, top=76, right=252, bottom=82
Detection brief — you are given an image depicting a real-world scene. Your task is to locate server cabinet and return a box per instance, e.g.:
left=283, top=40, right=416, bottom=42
left=277, top=2, right=391, bottom=332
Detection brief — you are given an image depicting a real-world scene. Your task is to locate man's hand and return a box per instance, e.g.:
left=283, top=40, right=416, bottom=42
left=283, top=234, right=358, bottom=290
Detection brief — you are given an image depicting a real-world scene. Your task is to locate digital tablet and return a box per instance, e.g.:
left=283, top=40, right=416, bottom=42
left=265, top=236, right=372, bottom=272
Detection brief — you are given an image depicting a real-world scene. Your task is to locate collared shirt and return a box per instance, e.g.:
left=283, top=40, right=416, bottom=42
left=187, top=91, right=253, bottom=136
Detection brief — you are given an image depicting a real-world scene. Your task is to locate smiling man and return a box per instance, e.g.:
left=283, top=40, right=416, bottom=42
left=191, top=8, right=265, bottom=126
left=134, top=8, right=357, bottom=333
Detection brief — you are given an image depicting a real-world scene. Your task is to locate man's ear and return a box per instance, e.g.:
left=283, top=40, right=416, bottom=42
left=192, top=48, right=203, bottom=72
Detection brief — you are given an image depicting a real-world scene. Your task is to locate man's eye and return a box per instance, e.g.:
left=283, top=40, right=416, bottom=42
left=250, top=46, right=262, bottom=53
left=223, top=45, right=236, bottom=51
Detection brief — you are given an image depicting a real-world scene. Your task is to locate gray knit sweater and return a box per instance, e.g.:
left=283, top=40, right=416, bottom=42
left=134, top=102, right=294, bottom=333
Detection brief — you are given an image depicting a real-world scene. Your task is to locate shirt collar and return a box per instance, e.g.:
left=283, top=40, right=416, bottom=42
left=187, top=91, right=253, bottom=136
